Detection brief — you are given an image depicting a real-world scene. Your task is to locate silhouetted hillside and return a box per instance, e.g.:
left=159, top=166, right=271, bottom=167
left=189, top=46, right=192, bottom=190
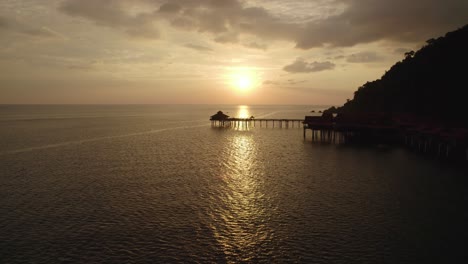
left=334, top=24, right=468, bottom=127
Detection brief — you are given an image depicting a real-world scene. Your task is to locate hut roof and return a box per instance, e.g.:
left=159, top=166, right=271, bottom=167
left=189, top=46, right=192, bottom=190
left=210, top=110, right=229, bottom=120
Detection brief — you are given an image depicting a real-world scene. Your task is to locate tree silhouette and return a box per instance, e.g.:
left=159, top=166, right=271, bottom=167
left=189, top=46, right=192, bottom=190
left=326, top=24, right=468, bottom=127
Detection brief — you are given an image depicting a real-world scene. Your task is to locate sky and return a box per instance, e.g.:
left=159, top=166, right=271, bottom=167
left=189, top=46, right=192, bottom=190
left=1, top=0, right=467, bottom=105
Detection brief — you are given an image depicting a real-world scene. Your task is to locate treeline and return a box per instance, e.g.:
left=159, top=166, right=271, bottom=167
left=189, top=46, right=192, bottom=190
left=329, top=24, right=468, bottom=127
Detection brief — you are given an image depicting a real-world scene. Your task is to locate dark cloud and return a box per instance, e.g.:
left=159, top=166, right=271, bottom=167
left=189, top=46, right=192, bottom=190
left=58, top=0, right=468, bottom=47
left=346, top=52, right=382, bottom=63
left=166, top=0, right=468, bottom=47
left=184, top=43, right=213, bottom=51
left=283, top=58, right=335, bottom=73
left=296, top=0, right=468, bottom=48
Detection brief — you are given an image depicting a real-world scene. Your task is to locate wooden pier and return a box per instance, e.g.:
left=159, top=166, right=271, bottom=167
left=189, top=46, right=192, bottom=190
left=210, top=110, right=304, bottom=128
left=211, top=118, right=304, bottom=128
left=210, top=111, right=468, bottom=160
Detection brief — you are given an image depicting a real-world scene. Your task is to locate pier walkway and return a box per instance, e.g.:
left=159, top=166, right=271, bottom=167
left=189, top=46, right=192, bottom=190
left=210, top=118, right=304, bottom=128
left=210, top=110, right=468, bottom=160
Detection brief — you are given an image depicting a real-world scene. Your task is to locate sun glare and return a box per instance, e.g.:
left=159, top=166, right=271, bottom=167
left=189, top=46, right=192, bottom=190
left=236, top=76, right=252, bottom=91
left=229, top=68, right=258, bottom=93
left=237, top=105, right=250, bottom=119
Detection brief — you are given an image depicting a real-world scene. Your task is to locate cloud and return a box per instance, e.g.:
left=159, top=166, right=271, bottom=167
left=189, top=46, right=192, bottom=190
left=25, top=26, right=68, bottom=39
left=125, top=26, right=160, bottom=39
left=287, top=79, right=307, bottom=85
left=57, top=0, right=468, bottom=47
left=346, top=52, right=382, bottom=63
left=163, top=0, right=468, bottom=47
left=184, top=43, right=213, bottom=52
left=59, top=0, right=160, bottom=39
left=158, top=2, right=182, bottom=13
left=295, top=0, right=468, bottom=48
left=283, top=58, right=335, bottom=73
left=170, top=17, right=197, bottom=30
left=57, top=0, right=292, bottom=43
left=67, top=64, right=95, bottom=71
left=243, top=42, right=267, bottom=50
left=263, top=79, right=306, bottom=86
left=0, top=16, right=64, bottom=39
left=213, top=32, right=239, bottom=43
left=263, top=80, right=277, bottom=85
left=60, top=0, right=132, bottom=27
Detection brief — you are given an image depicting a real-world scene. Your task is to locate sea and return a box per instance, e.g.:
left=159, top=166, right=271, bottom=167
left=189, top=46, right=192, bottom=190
left=1, top=104, right=467, bottom=263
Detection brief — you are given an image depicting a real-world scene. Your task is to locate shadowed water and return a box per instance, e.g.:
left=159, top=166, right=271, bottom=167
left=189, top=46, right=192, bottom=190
left=1, top=105, right=467, bottom=263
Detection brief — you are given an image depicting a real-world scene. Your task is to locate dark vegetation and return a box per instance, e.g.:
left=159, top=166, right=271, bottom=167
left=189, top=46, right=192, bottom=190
left=325, top=24, right=468, bottom=128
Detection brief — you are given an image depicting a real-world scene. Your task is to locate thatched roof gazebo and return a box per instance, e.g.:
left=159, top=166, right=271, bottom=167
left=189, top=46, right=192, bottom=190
left=210, top=111, right=230, bottom=127
left=210, top=111, right=229, bottom=121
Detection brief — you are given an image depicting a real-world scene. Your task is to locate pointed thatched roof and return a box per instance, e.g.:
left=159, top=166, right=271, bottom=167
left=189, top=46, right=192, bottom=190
left=210, top=110, right=229, bottom=120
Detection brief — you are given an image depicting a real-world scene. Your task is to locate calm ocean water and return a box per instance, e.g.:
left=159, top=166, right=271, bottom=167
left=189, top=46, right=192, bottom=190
left=1, top=105, right=467, bottom=263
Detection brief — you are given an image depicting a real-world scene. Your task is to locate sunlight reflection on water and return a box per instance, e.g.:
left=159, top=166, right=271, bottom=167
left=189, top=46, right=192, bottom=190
left=232, top=105, right=253, bottom=131
left=236, top=105, right=250, bottom=119
left=210, top=132, right=275, bottom=262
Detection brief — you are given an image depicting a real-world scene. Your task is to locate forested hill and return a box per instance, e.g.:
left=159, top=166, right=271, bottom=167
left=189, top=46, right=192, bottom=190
left=335, top=24, right=468, bottom=126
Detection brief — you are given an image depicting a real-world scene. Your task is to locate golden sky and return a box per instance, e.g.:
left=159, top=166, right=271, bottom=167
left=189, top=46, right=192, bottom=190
left=1, top=0, right=467, bottom=105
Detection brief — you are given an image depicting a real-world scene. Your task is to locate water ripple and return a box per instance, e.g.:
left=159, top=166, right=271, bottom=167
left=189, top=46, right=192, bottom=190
left=1, top=105, right=468, bottom=263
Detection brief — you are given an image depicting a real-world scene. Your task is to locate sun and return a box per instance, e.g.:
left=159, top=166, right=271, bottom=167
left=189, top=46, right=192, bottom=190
left=229, top=68, right=257, bottom=93
left=236, top=75, right=253, bottom=91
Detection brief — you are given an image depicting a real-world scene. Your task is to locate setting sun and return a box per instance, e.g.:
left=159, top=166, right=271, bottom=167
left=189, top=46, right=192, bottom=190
left=229, top=68, right=258, bottom=93
left=236, top=75, right=253, bottom=91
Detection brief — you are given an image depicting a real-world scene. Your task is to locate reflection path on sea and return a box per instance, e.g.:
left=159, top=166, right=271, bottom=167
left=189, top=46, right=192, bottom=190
left=207, top=105, right=277, bottom=262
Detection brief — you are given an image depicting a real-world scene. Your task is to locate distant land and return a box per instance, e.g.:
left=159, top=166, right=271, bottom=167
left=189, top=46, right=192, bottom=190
left=326, top=24, right=468, bottom=128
